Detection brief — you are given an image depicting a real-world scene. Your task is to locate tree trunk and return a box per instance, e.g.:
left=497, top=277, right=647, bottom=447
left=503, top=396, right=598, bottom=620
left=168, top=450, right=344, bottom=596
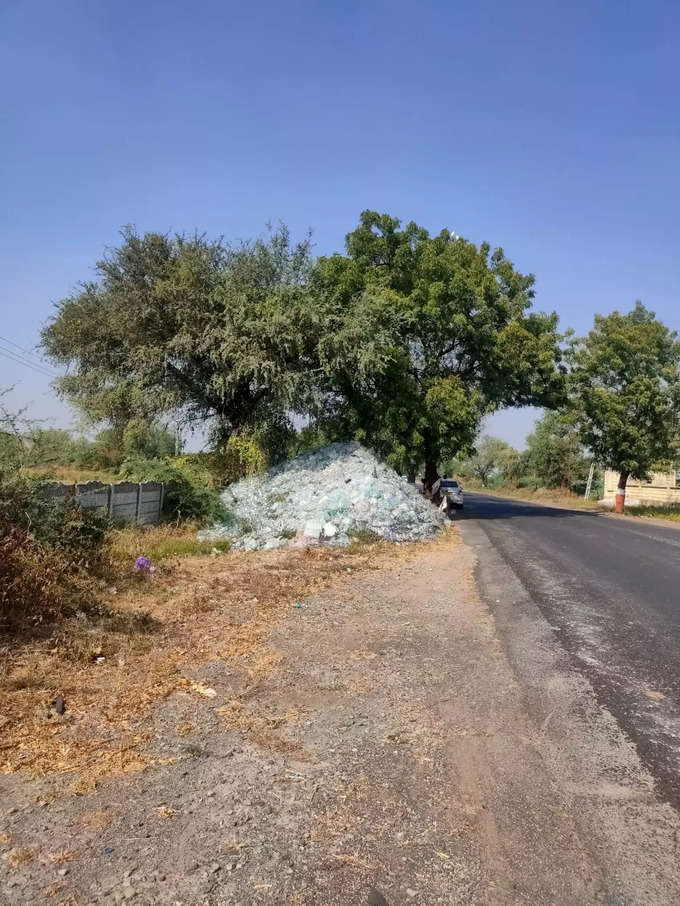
left=424, top=459, right=439, bottom=495
left=407, top=471, right=416, bottom=484
left=615, top=470, right=629, bottom=513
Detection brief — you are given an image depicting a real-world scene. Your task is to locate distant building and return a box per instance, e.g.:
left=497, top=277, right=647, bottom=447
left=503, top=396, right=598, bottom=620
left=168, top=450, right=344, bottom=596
left=603, top=469, right=680, bottom=506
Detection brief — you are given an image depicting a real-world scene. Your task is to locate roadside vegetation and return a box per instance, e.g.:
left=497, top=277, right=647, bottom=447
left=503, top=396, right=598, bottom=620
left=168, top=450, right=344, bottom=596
left=2, top=209, right=680, bottom=805
left=3, top=210, right=680, bottom=657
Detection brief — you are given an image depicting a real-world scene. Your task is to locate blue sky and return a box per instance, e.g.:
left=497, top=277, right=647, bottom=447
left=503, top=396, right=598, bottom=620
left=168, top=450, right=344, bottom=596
left=1, top=0, right=679, bottom=448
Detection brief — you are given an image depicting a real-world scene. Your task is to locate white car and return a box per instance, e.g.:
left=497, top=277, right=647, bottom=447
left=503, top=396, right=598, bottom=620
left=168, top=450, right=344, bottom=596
left=440, top=479, right=464, bottom=510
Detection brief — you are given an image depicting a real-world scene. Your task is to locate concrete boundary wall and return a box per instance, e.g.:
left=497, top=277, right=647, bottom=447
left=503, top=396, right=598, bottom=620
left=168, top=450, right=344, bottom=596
left=40, top=481, right=164, bottom=524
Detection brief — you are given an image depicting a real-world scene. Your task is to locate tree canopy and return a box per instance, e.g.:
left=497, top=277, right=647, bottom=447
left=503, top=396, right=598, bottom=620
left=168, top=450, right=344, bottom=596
left=42, top=213, right=564, bottom=480
left=41, top=226, right=318, bottom=450
left=568, top=302, right=680, bottom=501
left=313, top=211, right=563, bottom=482
left=453, top=435, right=520, bottom=487
left=525, top=410, right=589, bottom=490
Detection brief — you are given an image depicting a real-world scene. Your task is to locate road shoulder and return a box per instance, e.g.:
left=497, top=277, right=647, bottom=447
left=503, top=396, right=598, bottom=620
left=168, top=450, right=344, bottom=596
left=461, top=517, right=680, bottom=905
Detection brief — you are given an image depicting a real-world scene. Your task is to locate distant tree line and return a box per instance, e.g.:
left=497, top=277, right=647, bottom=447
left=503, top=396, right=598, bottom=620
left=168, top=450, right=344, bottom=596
left=0, top=421, right=176, bottom=474
left=450, top=411, right=595, bottom=495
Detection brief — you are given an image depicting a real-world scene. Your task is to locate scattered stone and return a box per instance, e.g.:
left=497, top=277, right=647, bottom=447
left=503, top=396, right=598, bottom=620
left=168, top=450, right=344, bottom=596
left=406, top=888, right=416, bottom=899
left=52, top=695, right=66, bottom=715
left=57, top=867, right=69, bottom=877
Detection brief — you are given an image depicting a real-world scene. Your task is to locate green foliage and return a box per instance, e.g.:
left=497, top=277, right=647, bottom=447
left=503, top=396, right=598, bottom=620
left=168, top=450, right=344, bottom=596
left=218, top=433, right=268, bottom=482
left=41, top=225, right=317, bottom=448
left=287, top=423, right=334, bottom=457
left=0, top=431, right=24, bottom=472
left=22, top=428, right=76, bottom=468
left=312, top=211, right=563, bottom=478
left=0, top=390, right=32, bottom=472
left=41, top=216, right=562, bottom=479
left=148, top=537, right=231, bottom=560
left=70, top=424, right=175, bottom=471
left=454, top=435, right=520, bottom=487
left=118, top=456, right=227, bottom=523
left=173, top=432, right=270, bottom=489
left=1, top=476, right=109, bottom=560
left=568, top=302, right=680, bottom=484
left=632, top=504, right=680, bottom=522
left=525, top=411, right=589, bottom=490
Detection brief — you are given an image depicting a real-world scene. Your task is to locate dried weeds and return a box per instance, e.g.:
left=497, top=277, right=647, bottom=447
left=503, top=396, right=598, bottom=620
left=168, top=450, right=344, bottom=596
left=0, top=534, right=429, bottom=792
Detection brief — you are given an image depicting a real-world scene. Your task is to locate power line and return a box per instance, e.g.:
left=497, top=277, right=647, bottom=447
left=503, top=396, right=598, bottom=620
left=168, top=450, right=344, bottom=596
left=0, top=335, right=48, bottom=365
left=0, top=346, right=58, bottom=379
left=0, top=346, right=56, bottom=378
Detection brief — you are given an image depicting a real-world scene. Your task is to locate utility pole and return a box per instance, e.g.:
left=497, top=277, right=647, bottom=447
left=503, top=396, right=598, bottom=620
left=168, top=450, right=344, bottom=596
left=584, top=462, right=595, bottom=499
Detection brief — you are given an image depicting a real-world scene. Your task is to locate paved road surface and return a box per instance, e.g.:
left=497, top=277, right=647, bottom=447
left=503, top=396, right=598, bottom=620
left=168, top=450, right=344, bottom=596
left=460, top=492, right=680, bottom=809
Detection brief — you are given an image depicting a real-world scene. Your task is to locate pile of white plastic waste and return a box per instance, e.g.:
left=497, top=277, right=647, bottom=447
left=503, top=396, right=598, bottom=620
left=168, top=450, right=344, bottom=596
left=199, top=442, right=445, bottom=551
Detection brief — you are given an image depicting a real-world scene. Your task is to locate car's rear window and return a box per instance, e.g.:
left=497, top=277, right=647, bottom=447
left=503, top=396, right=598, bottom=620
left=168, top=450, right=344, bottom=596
left=442, top=480, right=459, bottom=488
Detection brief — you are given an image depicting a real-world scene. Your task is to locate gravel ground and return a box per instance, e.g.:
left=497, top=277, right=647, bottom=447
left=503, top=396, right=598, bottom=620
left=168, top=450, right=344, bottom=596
left=2, top=530, right=680, bottom=904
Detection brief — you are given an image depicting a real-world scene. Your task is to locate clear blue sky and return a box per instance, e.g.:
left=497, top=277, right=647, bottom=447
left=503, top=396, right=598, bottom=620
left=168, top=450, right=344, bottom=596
left=2, top=0, right=679, bottom=447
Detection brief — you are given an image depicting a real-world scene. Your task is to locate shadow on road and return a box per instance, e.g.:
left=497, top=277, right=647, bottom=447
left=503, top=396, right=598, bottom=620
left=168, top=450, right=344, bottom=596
left=456, top=494, right=595, bottom=521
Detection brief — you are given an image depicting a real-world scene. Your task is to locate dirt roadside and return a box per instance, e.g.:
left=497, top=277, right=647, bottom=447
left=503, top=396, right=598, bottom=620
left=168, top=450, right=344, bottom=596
left=2, top=529, right=680, bottom=905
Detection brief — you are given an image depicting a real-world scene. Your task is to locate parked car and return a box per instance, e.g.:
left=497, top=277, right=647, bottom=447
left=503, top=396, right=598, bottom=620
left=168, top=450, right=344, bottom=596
left=440, top=479, right=464, bottom=510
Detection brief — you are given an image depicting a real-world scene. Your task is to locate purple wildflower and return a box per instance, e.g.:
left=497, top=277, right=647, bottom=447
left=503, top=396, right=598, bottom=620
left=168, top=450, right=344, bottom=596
left=133, top=556, right=155, bottom=573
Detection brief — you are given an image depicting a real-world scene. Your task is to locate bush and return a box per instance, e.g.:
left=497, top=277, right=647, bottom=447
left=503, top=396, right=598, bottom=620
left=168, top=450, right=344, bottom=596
left=0, top=477, right=109, bottom=632
left=118, top=456, right=227, bottom=523
left=177, top=434, right=269, bottom=487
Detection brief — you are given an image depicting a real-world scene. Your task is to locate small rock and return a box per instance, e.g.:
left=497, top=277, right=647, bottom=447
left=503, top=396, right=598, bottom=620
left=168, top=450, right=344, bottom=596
left=52, top=695, right=66, bottom=715
left=209, top=862, right=220, bottom=874
left=406, top=889, right=416, bottom=899
left=57, top=867, right=69, bottom=877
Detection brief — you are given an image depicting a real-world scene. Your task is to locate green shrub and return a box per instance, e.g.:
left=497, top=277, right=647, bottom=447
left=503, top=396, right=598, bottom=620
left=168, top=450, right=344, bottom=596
left=149, top=537, right=231, bottom=560
left=118, top=456, right=227, bottom=523
left=177, top=434, right=269, bottom=487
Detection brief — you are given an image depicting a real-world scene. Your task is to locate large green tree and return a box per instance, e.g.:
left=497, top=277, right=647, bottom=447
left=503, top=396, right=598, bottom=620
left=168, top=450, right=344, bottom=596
left=525, top=410, right=589, bottom=490
left=42, top=214, right=563, bottom=482
left=41, top=226, right=318, bottom=450
left=568, top=302, right=680, bottom=510
left=313, top=211, right=563, bottom=484
left=455, top=435, right=520, bottom=487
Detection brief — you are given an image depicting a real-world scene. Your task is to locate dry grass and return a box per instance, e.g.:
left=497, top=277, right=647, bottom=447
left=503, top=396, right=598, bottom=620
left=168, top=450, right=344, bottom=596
left=629, top=504, right=680, bottom=522
left=105, top=521, right=231, bottom=566
left=21, top=465, right=117, bottom=484
left=0, top=534, right=425, bottom=793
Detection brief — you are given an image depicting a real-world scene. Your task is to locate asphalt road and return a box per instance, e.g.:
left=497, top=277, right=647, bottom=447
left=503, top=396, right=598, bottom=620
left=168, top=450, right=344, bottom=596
left=460, top=492, right=680, bottom=810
